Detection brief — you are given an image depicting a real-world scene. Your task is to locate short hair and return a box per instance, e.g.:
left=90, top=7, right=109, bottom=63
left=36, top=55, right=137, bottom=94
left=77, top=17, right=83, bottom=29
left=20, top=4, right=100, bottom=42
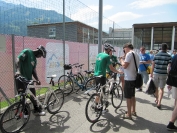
left=123, top=43, right=134, bottom=49
left=161, top=43, right=168, bottom=51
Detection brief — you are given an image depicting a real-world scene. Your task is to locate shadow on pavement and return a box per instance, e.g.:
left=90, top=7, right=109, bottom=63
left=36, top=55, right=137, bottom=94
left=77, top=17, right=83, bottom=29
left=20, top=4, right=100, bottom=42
left=22, top=111, right=70, bottom=133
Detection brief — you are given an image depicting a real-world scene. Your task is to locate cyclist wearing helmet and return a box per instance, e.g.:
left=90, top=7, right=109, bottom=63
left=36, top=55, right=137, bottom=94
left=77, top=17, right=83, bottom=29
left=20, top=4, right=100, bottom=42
left=106, top=45, right=118, bottom=80
left=94, top=43, right=123, bottom=112
left=15, top=45, right=47, bottom=116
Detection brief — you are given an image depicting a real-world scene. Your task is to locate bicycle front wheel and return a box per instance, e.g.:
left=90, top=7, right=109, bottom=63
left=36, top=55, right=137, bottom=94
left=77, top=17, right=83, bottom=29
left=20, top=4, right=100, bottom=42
left=111, top=85, right=123, bottom=109
left=58, top=75, right=74, bottom=95
left=47, top=89, right=64, bottom=114
left=85, top=93, right=103, bottom=123
left=0, top=102, right=31, bottom=133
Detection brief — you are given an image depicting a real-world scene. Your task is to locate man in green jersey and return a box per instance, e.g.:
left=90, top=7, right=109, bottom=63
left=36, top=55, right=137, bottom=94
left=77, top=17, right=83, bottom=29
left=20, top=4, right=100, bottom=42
left=94, top=43, right=123, bottom=112
left=16, top=45, right=47, bottom=116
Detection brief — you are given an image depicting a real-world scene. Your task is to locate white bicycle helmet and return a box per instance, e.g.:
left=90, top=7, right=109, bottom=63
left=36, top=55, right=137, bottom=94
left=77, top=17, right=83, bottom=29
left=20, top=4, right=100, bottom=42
left=37, top=45, right=47, bottom=58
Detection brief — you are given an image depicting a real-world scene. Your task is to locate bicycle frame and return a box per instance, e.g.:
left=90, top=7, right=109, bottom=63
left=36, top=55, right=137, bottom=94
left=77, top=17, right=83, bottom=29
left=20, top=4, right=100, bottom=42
left=21, top=83, right=59, bottom=110
left=67, top=67, right=85, bottom=91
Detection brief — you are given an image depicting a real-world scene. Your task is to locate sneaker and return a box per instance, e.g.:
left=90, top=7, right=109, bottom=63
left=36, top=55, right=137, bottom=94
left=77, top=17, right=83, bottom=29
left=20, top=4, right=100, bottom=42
left=167, top=122, right=177, bottom=131
left=33, top=109, right=46, bottom=116
left=24, top=114, right=29, bottom=119
left=137, top=88, right=142, bottom=91
left=38, top=111, right=46, bottom=116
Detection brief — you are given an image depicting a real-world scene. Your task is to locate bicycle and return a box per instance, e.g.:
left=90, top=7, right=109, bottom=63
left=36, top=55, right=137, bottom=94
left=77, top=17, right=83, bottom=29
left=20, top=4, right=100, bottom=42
left=0, top=75, right=64, bottom=133
left=58, top=63, right=86, bottom=95
left=85, top=73, right=123, bottom=123
left=75, top=64, right=94, bottom=84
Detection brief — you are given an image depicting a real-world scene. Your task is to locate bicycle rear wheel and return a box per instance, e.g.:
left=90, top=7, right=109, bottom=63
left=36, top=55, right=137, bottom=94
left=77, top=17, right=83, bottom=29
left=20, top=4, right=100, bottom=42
left=111, top=85, right=123, bottom=108
left=58, top=75, right=74, bottom=95
left=84, top=77, right=97, bottom=95
left=85, top=93, right=103, bottom=123
left=47, top=89, right=64, bottom=114
left=0, top=102, right=31, bottom=133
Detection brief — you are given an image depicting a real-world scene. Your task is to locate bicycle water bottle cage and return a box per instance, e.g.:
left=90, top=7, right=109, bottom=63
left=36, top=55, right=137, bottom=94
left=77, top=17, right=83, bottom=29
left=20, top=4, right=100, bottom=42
left=63, top=64, right=72, bottom=70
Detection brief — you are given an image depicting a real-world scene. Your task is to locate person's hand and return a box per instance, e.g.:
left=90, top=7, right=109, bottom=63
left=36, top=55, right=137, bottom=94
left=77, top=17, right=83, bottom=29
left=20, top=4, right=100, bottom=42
left=36, top=80, right=41, bottom=85
left=118, top=70, right=124, bottom=74
left=150, top=73, right=153, bottom=78
left=14, top=72, right=20, bottom=78
left=167, top=85, right=172, bottom=90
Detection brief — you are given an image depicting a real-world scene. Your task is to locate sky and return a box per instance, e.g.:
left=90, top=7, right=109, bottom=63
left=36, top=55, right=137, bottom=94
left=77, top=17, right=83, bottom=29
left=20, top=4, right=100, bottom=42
left=78, top=0, right=177, bottom=28
left=2, top=0, right=177, bottom=29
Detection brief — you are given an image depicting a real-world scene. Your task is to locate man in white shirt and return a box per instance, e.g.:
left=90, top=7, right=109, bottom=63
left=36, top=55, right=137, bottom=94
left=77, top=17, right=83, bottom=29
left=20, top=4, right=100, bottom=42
left=119, top=43, right=140, bottom=119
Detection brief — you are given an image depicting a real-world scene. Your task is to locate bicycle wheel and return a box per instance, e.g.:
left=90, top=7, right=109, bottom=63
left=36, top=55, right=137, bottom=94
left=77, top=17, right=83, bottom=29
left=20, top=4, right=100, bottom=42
left=85, top=93, right=103, bottom=123
left=73, top=74, right=83, bottom=91
left=84, top=77, right=97, bottom=95
left=58, top=75, right=74, bottom=95
left=47, top=89, right=64, bottom=114
left=0, top=102, right=31, bottom=133
left=111, top=84, right=123, bottom=109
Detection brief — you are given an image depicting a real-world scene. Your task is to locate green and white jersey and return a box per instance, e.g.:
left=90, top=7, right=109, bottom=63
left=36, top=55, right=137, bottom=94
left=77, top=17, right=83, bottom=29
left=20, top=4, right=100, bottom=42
left=94, top=52, right=111, bottom=77
left=18, top=49, right=37, bottom=80
left=106, top=55, right=118, bottom=72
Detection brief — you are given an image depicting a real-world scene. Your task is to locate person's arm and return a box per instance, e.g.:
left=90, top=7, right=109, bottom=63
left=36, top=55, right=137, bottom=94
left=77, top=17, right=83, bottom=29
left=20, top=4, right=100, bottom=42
left=119, top=57, right=129, bottom=69
left=32, top=68, right=41, bottom=85
left=150, top=61, right=155, bottom=77
left=109, top=64, right=123, bottom=74
left=167, top=63, right=171, bottom=74
left=15, top=58, right=21, bottom=75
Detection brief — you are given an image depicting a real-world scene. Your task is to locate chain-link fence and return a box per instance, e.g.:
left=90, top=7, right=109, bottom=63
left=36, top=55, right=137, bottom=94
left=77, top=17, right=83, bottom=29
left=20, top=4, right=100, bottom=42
left=0, top=0, right=132, bottom=112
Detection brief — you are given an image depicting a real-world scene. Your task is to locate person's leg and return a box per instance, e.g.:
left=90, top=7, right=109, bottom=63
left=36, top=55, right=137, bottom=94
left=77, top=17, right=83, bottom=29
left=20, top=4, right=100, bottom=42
left=167, top=103, right=177, bottom=130
left=29, top=88, right=38, bottom=109
left=131, top=97, right=136, bottom=113
left=126, top=98, right=132, bottom=117
left=120, top=76, right=124, bottom=90
left=157, top=88, right=164, bottom=107
left=153, top=74, right=159, bottom=103
left=123, top=80, right=132, bottom=119
left=157, top=75, right=167, bottom=107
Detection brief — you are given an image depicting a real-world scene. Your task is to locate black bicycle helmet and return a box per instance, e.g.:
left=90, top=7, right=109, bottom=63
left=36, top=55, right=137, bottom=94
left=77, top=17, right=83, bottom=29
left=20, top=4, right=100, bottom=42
left=110, top=45, right=116, bottom=52
left=37, top=45, right=47, bottom=58
left=104, top=43, right=112, bottom=50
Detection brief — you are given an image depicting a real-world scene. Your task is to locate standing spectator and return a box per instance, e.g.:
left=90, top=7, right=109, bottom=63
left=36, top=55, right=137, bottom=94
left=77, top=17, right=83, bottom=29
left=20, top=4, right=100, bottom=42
left=151, top=43, right=171, bottom=109
left=119, top=43, right=139, bottom=119
left=167, top=54, right=177, bottom=131
left=149, top=50, right=154, bottom=61
left=16, top=45, right=47, bottom=116
left=171, top=49, right=177, bottom=59
left=138, top=47, right=151, bottom=91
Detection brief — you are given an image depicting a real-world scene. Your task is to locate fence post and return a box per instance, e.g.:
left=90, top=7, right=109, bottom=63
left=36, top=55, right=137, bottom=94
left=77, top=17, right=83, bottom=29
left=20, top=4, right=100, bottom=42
left=12, top=34, right=17, bottom=96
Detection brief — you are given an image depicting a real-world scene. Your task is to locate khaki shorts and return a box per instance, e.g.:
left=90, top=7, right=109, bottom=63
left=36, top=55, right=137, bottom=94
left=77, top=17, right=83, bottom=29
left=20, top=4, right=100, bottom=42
left=153, top=74, right=167, bottom=89
left=172, top=87, right=177, bottom=99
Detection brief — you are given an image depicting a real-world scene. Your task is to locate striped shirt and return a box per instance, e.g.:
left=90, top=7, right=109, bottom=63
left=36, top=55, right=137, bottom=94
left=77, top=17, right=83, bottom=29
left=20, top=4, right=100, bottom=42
left=153, top=51, right=172, bottom=75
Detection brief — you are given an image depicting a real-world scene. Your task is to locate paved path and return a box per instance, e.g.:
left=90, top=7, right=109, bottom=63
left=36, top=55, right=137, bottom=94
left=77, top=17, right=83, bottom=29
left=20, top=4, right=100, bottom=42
left=7, top=85, right=177, bottom=133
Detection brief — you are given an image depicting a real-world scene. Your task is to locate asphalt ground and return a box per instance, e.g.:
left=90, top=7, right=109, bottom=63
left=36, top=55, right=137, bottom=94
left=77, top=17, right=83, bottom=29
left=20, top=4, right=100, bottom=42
left=1, top=84, right=176, bottom=133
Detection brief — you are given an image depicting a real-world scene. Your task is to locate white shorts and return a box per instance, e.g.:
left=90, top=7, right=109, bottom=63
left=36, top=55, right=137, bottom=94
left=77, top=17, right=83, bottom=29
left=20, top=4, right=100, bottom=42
left=172, top=87, right=177, bottom=99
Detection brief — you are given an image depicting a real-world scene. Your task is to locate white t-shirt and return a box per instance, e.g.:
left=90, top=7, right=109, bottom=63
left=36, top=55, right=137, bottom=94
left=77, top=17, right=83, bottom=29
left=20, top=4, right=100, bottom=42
left=124, top=51, right=140, bottom=81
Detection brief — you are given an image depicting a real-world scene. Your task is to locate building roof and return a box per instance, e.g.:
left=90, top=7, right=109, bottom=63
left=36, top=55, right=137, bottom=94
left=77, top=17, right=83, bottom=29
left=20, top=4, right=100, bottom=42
left=133, top=22, right=177, bottom=28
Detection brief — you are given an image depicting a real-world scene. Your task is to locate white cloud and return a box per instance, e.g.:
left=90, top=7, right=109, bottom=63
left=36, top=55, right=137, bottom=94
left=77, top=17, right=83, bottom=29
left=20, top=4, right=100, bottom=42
left=70, top=5, right=113, bottom=22
left=108, top=12, right=143, bottom=22
left=129, top=0, right=177, bottom=9
left=85, top=5, right=113, bottom=13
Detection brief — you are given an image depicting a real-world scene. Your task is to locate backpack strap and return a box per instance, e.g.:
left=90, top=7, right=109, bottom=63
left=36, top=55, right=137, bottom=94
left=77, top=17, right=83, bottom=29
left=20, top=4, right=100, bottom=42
left=132, top=52, right=138, bottom=72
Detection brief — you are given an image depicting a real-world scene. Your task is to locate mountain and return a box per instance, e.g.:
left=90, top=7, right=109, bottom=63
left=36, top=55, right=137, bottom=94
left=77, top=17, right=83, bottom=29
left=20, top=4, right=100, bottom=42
left=0, top=1, right=73, bottom=36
